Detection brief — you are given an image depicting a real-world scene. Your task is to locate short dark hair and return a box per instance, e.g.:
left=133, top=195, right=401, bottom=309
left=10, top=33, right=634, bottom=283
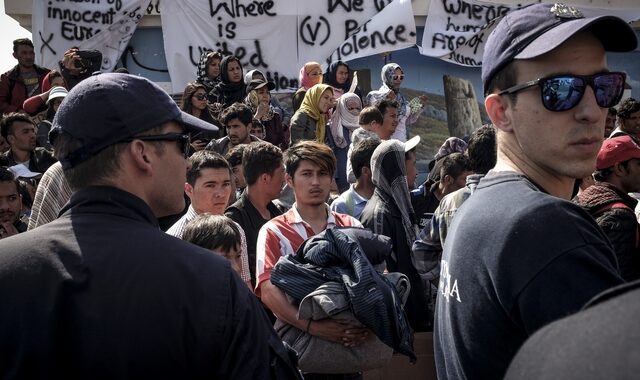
left=485, top=62, right=518, bottom=105
left=183, top=214, right=241, bottom=253
left=13, top=38, right=33, bottom=53
left=467, top=124, right=497, bottom=174
left=284, top=140, right=335, bottom=178
left=376, top=99, right=399, bottom=117
left=219, top=102, right=253, bottom=126
left=16, top=180, right=33, bottom=209
left=0, top=167, right=19, bottom=192
left=1, top=112, right=33, bottom=138
left=242, top=141, right=283, bottom=186
left=617, top=98, right=640, bottom=119
left=440, top=152, right=471, bottom=180
left=54, top=126, right=165, bottom=190
left=351, top=139, right=379, bottom=179
left=608, top=107, right=618, bottom=117
left=186, top=150, right=231, bottom=186
left=225, top=144, right=246, bottom=167
left=358, top=106, right=383, bottom=126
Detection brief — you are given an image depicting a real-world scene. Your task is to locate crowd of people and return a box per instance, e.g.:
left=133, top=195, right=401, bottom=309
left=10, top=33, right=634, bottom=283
left=0, top=2, right=639, bottom=379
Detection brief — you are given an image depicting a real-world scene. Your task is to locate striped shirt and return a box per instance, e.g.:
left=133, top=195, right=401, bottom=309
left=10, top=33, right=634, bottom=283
left=255, top=203, right=361, bottom=297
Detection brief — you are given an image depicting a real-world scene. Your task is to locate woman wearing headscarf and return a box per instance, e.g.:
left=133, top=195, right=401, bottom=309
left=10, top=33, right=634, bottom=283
left=365, top=63, right=427, bottom=142
left=195, top=50, right=223, bottom=95
left=181, top=82, right=221, bottom=149
left=360, top=139, right=431, bottom=332
left=289, top=84, right=334, bottom=145
left=291, top=61, right=323, bottom=113
left=208, top=55, right=246, bottom=113
left=245, top=69, right=291, bottom=128
left=323, top=60, right=362, bottom=101
left=327, top=93, right=362, bottom=192
left=245, top=79, right=288, bottom=149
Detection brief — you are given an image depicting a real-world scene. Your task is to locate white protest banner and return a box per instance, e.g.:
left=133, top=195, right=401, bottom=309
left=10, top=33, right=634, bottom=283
left=161, top=0, right=411, bottom=93
left=32, top=0, right=148, bottom=72
left=324, top=0, right=416, bottom=68
left=295, top=0, right=397, bottom=66
left=162, top=0, right=300, bottom=93
left=420, top=0, right=640, bottom=67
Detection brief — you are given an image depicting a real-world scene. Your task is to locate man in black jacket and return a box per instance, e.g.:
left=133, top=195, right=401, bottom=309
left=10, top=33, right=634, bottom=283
left=575, top=135, right=640, bottom=281
left=0, top=73, right=301, bottom=379
left=0, top=112, right=56, bottom=173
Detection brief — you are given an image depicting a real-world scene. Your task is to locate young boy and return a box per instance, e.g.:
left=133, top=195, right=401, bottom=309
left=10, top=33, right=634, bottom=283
left=183, top=214, right=243, bottom=276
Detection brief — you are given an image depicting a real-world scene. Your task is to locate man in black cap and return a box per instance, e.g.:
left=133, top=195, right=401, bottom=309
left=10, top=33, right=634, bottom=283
left=0, top=73, right=301, bottom=379
left=434, top=4, right=637, bottom=379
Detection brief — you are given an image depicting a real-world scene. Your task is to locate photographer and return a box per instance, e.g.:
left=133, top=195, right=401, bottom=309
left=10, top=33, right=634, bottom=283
left=59, top=47, right=102, bottom=89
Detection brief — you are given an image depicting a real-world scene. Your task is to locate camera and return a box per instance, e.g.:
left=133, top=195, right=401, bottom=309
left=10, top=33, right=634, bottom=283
left=73, top=49, right=103, bottom=73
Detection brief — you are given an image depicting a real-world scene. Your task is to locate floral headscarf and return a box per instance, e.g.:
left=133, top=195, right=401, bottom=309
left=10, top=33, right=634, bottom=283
left=196, top=50, right=220, bottom=92
left=365, top=63, right=408, bottom=119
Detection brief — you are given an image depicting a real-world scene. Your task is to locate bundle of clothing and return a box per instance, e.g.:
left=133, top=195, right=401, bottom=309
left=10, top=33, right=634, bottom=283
left=271, top=227, right=416, bottom=374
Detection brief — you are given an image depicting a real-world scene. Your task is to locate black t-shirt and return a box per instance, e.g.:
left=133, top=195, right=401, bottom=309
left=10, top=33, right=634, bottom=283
left=226, top=191, right=283, bottom=285
left=434, top=172, right=623, bottom=380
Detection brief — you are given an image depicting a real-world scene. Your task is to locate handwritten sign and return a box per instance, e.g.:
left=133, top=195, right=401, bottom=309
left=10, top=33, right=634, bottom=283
left=32, top=0, right=148, bottom=72
left=420, top=0, right=640, bottom=67
left=161, top=0, right=414, bottom=93
left=324, top=0, right=416, bottom=68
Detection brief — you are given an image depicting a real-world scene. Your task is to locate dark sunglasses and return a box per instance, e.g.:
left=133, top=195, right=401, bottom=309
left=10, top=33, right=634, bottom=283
left=193, top=93, right=207, bottom=101
left=124, top=133, right=191, bottom=159
left=392, top=74, right=404, bottom=81
left=498, top=72, right=626, bottom=112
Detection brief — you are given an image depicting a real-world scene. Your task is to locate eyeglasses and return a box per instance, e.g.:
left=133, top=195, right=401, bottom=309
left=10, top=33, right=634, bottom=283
left=498, top=72, right=626, bottom=112
left=392, top=75, right=404, bottom=81
left=123, top=133, right=191, bottom=159
left=193, top=93, right=207, bottom=101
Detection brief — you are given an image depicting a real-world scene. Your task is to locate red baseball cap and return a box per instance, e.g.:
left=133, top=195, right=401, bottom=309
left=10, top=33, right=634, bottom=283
left=596, top=135, right=640, bottom=170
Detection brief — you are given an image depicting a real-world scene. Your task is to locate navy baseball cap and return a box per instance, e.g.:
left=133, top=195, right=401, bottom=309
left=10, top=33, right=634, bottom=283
left=51, top=73, right=218, bottom=168
left=482, top=3, right=638, bottom=94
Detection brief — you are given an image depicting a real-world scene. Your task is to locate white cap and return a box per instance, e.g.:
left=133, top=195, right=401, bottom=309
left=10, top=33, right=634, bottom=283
left=404, top=135, right=420, bottom=152
left=46, top=86, right=68, bottom=105
left=8, top=164, right=41, bottom=179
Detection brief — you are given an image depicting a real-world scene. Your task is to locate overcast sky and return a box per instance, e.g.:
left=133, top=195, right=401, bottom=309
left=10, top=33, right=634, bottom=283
left=0, top=2, right=31, bottom=73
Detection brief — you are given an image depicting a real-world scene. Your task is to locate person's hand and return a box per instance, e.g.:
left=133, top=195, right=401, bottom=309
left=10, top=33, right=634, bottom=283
left=419, top=94, right=428, bottom=106
left=62, top=48, right=83, bottom=75
left=255, top=103, right=270, bottom=119
left=40, top=87, right=53, bottom=102
left=0, top=222, right=19, bottom=239
left=191, top=140, right=208, bottom=151
left=308, top=318, right=370, bottom=347
left=386, top=90, right=396, bottom=100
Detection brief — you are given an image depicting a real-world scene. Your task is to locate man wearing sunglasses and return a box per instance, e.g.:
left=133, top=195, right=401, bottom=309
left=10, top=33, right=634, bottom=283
left=434, top=4, right=637, bottom=380
left=0, top=73, right=302, bottom=379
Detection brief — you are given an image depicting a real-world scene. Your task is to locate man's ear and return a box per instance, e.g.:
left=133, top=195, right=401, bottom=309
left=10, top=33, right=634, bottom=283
left=486, top=94, right=513, bottom=133
left=184, top=182, right=194, bottom=200
left=443, top=174, right=454, bottom=186
left=285, top=173, right=294, bottom=188
left=613, top=161, right=628, bottom=176
left=127, top=140, right=153, bottom=173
